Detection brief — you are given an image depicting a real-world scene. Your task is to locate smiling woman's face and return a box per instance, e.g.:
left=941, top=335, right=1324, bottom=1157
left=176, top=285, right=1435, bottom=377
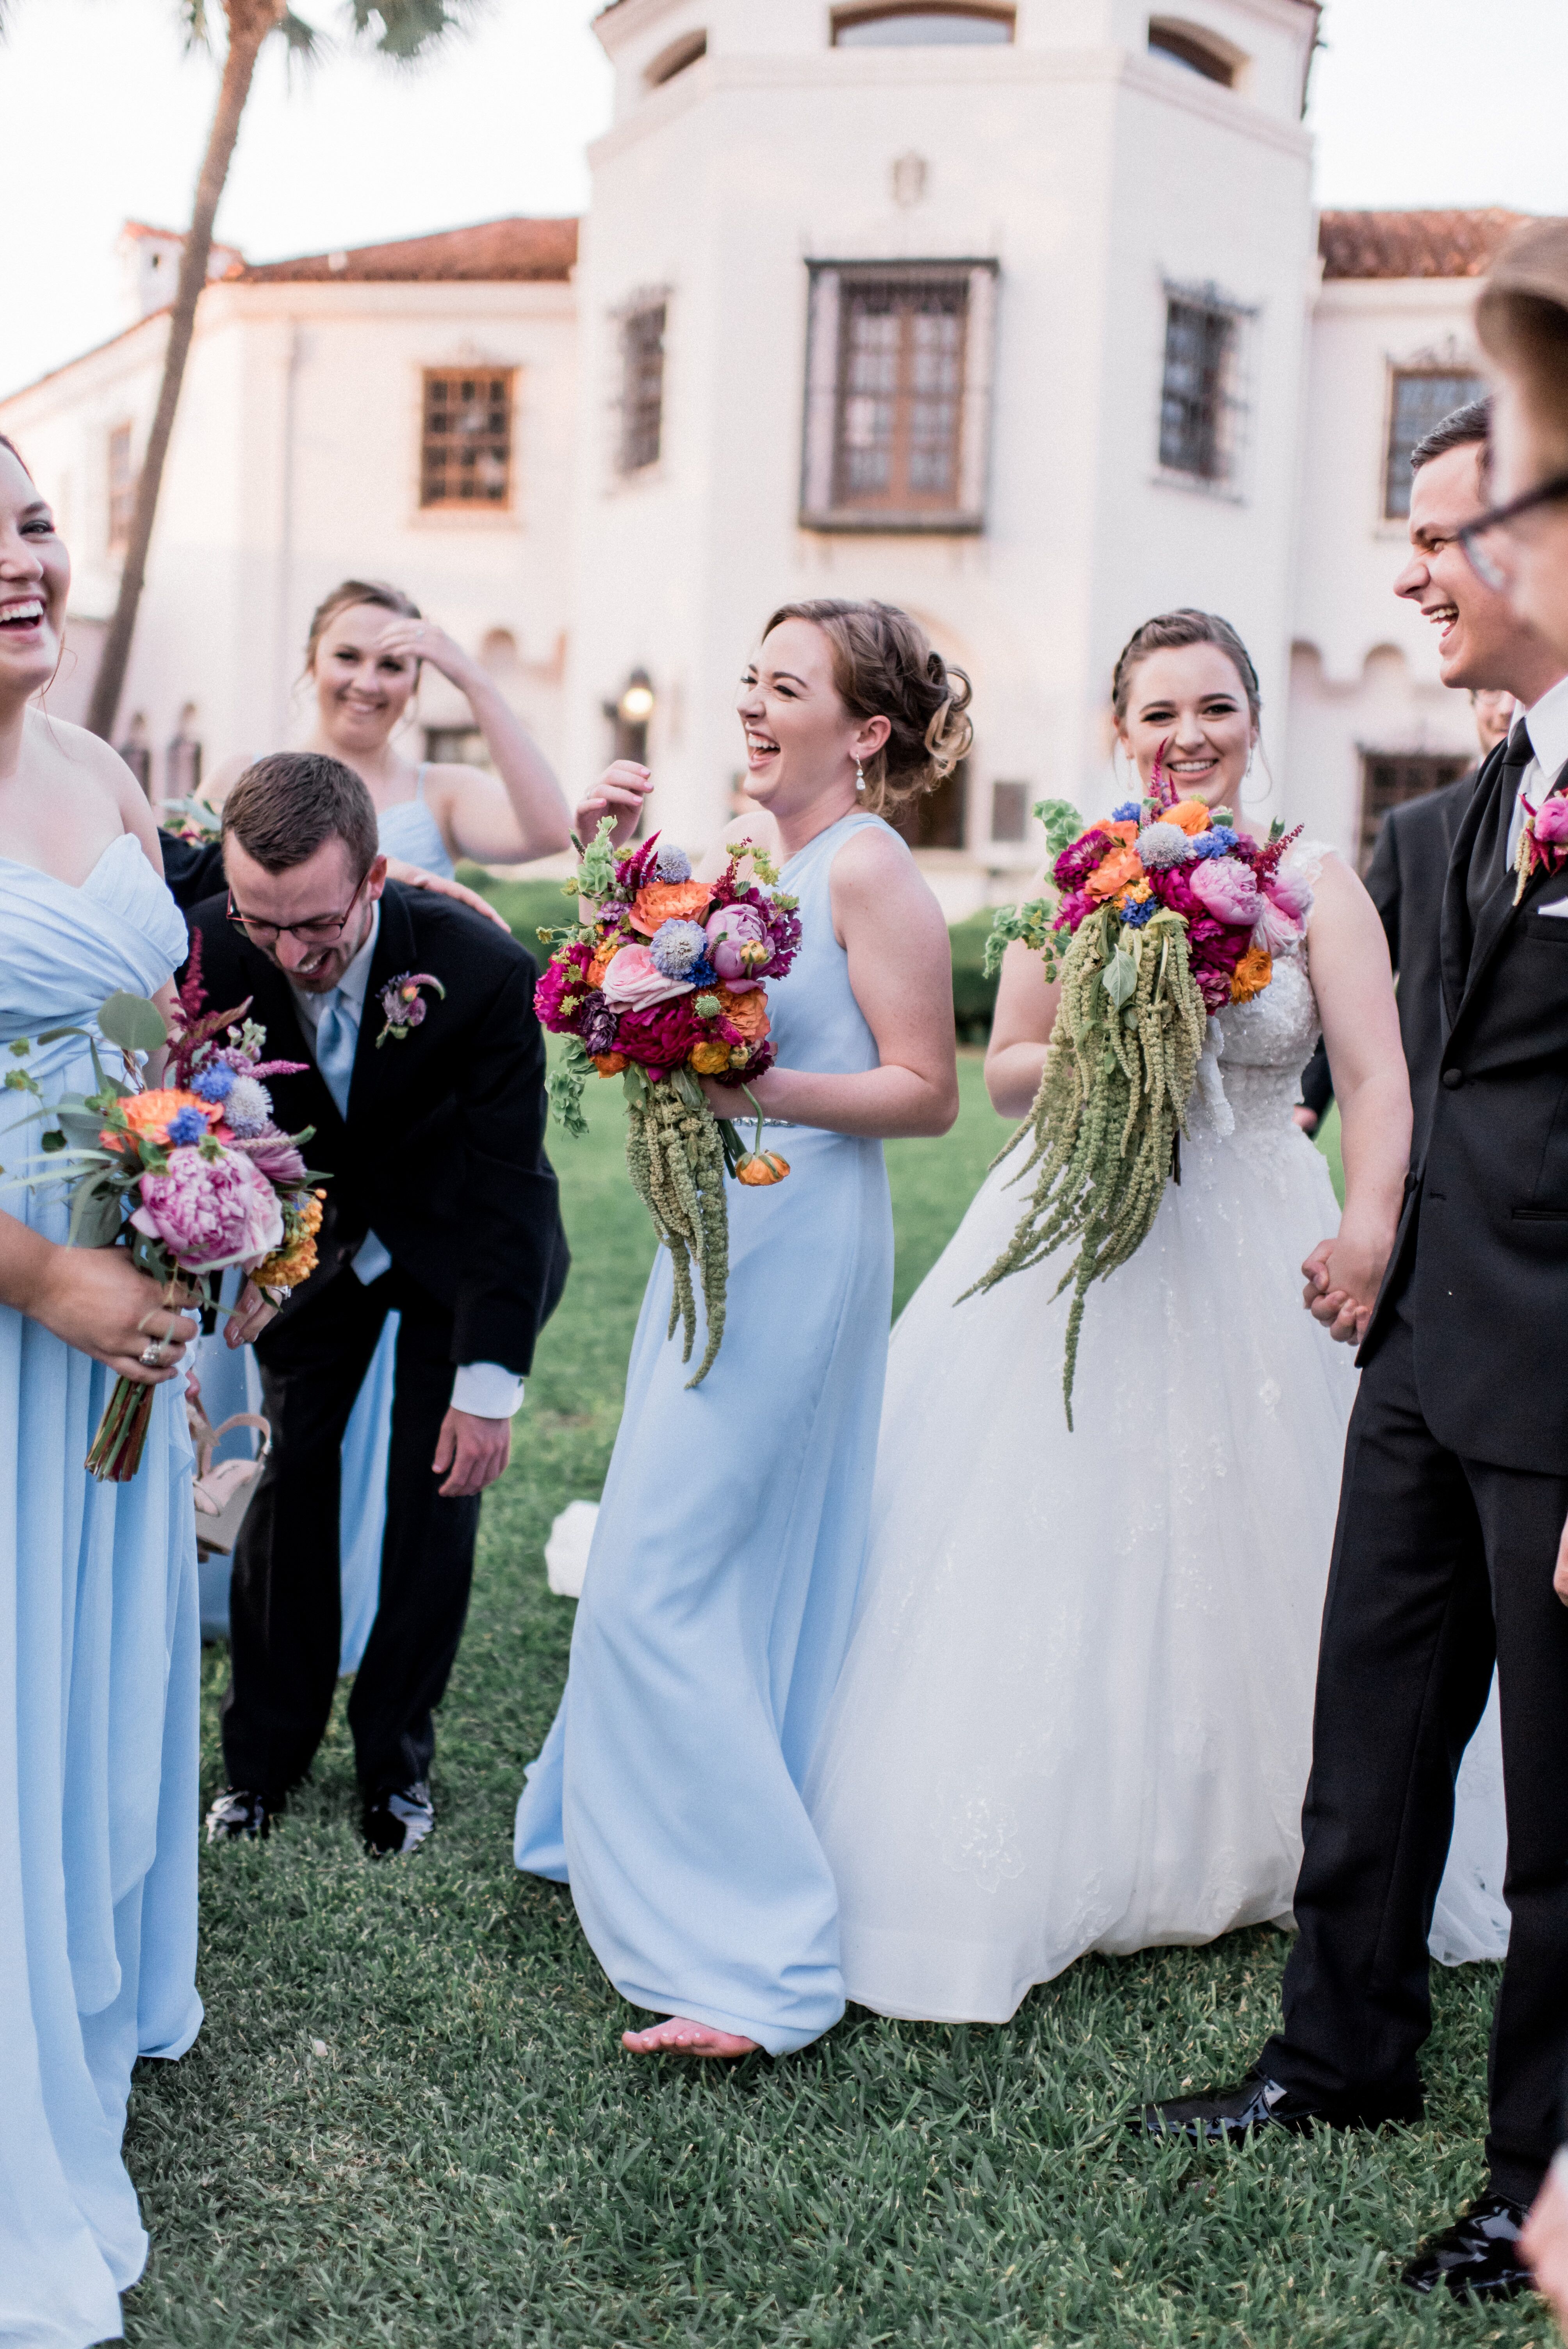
left=311, top=604, right=418, bottom=750
left=0, top=442, right=68, bottom=706
left=1116, top=642, right=1257, bottom=806
left=734, top=616, right=887, bottom=818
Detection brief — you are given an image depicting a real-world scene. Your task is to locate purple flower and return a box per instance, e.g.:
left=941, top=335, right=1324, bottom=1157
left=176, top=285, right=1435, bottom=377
left=648, top=918, right=711, bottom=980
left=191, top=1061, right=235, bottom=1103
left=223, top=1075, right=273, bottom=1137
left=130, top=1143, right=284, bottom=1272
left=1054, top=831, right=1109, bottom=891
left=231, top=1131, right=308, bottom=1186
left=166, top=1106, right=209, bottom=1145
left=654, top=842, right=693, bottom=883
left=704, top=902, right=775, bottom=990
left=580, top=991, right=619, bottom=1057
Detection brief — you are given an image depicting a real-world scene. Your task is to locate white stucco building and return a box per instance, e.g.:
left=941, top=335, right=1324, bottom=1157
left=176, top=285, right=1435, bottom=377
left=0, top=1, right=1532, bottom=907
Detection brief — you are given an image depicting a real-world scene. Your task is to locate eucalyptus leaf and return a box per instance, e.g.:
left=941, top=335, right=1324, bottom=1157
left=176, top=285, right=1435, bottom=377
left=68, top=1180, right=126, bottom=1251
left=96, top=994, right=168, bottom=1055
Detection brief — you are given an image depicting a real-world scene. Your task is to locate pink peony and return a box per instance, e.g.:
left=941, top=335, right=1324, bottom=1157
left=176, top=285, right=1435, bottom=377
left=600, top=943, right=696, bottom=1012
left=704, top=902, right=772, bottom=992
left=534, top=944, right=593, bottom=1032
left=1263, top=868, right=1313, bottom=923
left=131, top=1143, right=284, bottom=1272
left=1534, top=792, right=1568, bottom=845
left=1188, top=856, right=1262, bottom=929
left=1254, top=896, right=1306, bottom=954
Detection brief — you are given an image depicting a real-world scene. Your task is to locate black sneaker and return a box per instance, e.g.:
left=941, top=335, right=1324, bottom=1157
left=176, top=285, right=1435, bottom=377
left=204, top=1788, right=280, bottom=1844
left=363, top=1780, right=435, bottom=1858
left=1402, top=2194, right=1532, bottom=2301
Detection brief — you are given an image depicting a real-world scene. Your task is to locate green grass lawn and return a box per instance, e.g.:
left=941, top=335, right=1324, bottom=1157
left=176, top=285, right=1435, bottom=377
left=119, top=1059, right=1521, bottom=2349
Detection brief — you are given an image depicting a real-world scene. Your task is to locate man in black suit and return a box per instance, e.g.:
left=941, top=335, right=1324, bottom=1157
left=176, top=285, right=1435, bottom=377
left=1139, top=428, right=1568, bottom=2298
left=193, top=752, right=567, bottom=1855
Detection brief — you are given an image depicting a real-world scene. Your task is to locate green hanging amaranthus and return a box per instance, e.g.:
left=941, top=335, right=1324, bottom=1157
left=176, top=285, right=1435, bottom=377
left=622, top=1061, right=734, bottom=1388
left=965, top=903, right=1207, bottom=1428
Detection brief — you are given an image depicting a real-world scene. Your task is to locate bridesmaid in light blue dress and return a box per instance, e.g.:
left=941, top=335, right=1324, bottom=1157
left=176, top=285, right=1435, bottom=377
left=200, top=578, right=572, bottom=1663
left=0, top=426, right=208, bottom=2348
left=515, top=599, right=969, bottom=2058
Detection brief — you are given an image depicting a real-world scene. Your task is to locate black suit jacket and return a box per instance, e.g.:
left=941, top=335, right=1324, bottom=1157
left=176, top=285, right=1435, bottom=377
left=185, top=882, right=568, bottom=1375
left=1361, top=736, right=1568, bottom=1470
left=1363, top=771, right=1481, bottom=1155
left=160, top=832, right=226, bottom=911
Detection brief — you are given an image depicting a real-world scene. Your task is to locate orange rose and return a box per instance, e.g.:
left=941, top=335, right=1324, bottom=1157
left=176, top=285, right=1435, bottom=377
left=736, top=1150, right=789, bottom=1186
left=1085, top=844, right=1144, bottom=902
left=587, top=934, right=629, bottom=988
left=592, top=1052, right=627, bottom=1076
left=1164, top=799, right=1212, bottom=836
left=629, top=879, right=713, bottom=937
left=688, top=1039, right=733, bottom=1076
left=1101, top=819, right=1140, bottom=844
left=1229, top=944, right=1273, bottom=1005
left=716, top=985, right=770, bottom=1042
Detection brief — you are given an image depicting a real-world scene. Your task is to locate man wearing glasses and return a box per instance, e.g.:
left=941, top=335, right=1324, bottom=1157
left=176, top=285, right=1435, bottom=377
left=194, top=751, right=567, bottom=1857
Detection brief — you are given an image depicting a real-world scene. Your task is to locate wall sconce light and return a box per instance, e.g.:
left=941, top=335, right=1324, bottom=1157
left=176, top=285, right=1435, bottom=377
left=618, top=668, right=656, bottom=725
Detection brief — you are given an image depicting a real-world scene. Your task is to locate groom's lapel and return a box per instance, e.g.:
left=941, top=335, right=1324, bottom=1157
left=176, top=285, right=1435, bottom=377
left=345, top=884, right=418, bottom=1125
left=1456, top=754, right=1568, bottom=1028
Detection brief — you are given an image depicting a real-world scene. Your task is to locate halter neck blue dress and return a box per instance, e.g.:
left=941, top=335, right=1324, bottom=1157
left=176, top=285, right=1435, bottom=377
left=0, top=834, right=202, bottom=2347
left=515, top=812, right=894, bottom=2054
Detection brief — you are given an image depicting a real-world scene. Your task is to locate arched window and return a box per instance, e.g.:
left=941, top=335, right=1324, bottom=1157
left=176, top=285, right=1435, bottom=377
left=1147, top=18, right=1240, bottom=87
left=832, top=5, right=1014, bottom=47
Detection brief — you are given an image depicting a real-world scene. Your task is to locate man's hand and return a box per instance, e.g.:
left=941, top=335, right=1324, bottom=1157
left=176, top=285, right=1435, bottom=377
left=1302, top=1215, right=1393, bottom=1347
left=432, top=1406, right=511, bottom=1498
left=1522, top=2155, right=1568, bottom=2330
left=225, top=1278, right=278, bottom=1348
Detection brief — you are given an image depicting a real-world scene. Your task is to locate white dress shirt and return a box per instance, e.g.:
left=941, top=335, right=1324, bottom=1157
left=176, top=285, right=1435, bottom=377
left=289, top=903, right=524, bottom=1420
left=1505, top=672, right=1568, bottom=866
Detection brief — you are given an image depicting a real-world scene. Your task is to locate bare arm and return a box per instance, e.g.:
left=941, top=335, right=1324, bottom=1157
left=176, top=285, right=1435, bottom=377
left=1299, top=854, right=1412, bottom=1343
left=375, top=619, right=572, bottom=863
left=702, top=827, right=959, bottom=1140
left=984, top=933, right=1062, bottom=1119
left=0, top=1211, right=197, bottom=1383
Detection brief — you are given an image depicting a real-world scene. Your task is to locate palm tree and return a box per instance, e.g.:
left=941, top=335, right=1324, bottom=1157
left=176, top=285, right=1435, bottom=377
left=2, top=1, right=478, bottom=746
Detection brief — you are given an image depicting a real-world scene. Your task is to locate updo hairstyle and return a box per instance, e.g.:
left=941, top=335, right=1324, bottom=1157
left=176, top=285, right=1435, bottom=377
left=1110, top=608, right=1262, bottom=731
left=303, top=577, right=422, bottom=678
left=762, top=598, right=974, bottom=818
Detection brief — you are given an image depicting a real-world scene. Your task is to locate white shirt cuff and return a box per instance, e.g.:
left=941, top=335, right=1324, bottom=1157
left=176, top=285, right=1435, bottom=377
left=452, top=1362, right=526, bottom=1419
left=352, top=1232, right=393, bottom=1286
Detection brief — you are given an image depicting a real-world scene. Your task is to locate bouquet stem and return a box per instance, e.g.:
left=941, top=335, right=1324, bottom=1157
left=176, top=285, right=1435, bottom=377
left=84, top=1275, right=199, bottom=1483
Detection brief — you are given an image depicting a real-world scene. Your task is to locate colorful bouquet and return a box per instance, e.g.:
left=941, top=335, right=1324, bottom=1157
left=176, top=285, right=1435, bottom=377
left=536, top=817, right=802, bottom=1385
left=973, top=763, right=1308, bottom=1424
left=2, top=933, right=326, bottom=1479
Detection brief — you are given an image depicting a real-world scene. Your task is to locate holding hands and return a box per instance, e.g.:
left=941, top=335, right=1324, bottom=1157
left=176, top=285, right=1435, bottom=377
left=1300, top=1216, right=1393, bottom=1347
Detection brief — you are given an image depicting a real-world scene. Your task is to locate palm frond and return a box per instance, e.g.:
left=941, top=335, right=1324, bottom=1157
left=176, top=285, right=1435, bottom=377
left=277, top=7, right=324, bottom=68
left=343, top=0, right=481, bottom=65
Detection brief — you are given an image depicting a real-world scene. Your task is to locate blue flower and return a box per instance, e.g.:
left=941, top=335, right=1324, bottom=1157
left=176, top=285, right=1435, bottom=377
left=191, top=1060, right=235, bottom=1101
left=1119, top=897, right=1158, bottom=927
left=1191, top=827, right=1239, bottom=860
left=654, top=843, right=693, bottom=884
left=1111, top=801, right=1143, bottom=823
left=166, top=1107, right=208, bottom=1144
left=648, top=918, right=710, bottom=979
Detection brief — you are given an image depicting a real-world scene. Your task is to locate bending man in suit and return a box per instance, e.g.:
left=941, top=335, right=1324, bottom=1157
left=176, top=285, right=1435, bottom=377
left=196, top=752, right=568, bottom=1855
left=1139, top=391, right=1568, bottom=2298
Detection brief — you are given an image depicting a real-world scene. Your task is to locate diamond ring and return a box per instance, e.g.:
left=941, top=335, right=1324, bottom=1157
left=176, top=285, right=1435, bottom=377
left=140, top=1341, right=165, bottom=1368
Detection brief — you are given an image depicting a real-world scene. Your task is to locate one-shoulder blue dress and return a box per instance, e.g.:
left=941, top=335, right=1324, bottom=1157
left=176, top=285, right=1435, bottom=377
left=0, top=834, right=202, bottom=2348
left=515, top=811, right=894, bottom=2054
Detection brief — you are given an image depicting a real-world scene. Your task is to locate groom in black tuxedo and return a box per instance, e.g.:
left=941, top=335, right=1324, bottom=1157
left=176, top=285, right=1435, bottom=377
left=1141, top=430, right=1568, bottom=2301
left=191, top=752, right=567, bottom=1854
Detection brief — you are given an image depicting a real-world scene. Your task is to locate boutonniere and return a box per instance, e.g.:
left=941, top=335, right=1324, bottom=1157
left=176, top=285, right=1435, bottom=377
left=376, top=971, right=445, bottom=1047
left=1514, top=789, right=1568, bottom=903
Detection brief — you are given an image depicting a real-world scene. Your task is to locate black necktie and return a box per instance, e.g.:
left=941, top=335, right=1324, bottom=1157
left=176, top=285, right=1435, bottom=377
left=1467, top=723, right=1535, bottom=927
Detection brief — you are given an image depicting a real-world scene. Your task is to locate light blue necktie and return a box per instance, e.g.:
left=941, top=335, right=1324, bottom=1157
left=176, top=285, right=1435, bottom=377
left=314, top=989, right=391, bottom=1283
left=314, top=988, right=358, bottom=1119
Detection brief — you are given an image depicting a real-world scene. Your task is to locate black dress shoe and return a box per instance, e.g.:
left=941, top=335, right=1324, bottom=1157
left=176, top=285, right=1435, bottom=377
left=1134, top=2069, right=1328, bottom=2144
left=1402, top=2194, right=1532, bottom=2301
left=363, top=1780, right=435, bottom=1857
left=204, top=1788, right=280, bottom=1844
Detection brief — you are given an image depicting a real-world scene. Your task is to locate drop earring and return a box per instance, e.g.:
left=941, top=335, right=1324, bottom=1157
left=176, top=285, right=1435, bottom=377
left=855, top=758, right=866, bottom=793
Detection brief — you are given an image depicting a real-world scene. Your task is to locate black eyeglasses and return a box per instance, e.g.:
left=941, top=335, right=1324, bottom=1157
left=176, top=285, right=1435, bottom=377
left=1459, top=469, right=1568, bottom=589
left=226, top=868, right=370, bottom=947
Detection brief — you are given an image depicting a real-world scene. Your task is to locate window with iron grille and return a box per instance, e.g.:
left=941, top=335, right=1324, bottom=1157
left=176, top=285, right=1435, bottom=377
left=802, top=261, right=998, bottom=531
left=618, top=303, right=667, bottom=475
left=419, top=369, right=514, bottom=509
left=107, top=422, right=135, bottom=551
left=1383, top=369, right=1487, bottom=520
left=1158, top=294, right=1242, bottom=484
left=1358, top=751, right=1474, bottom=871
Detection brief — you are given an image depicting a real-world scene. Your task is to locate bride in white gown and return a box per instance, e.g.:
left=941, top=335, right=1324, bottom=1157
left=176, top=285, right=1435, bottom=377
left=805, top=611, right=1509, bottom=2026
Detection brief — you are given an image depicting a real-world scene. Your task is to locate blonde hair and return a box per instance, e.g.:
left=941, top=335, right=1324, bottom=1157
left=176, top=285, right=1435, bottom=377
left=762, top=598, right=973, bottom=817
left=303, top=577, right=421, bottom=677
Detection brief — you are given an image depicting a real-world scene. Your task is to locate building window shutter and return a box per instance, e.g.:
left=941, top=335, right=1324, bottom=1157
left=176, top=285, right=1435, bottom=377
left=419, top=369, right=515, bottom=509
left=801, top=260, right=997, bottom=532
left=107, top=423, right=136, bottom=552
left=618, top=302, right=668, bottom=475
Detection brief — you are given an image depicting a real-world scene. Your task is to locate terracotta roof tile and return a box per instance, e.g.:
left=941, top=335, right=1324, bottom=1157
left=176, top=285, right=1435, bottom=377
left=1317, top=209, right=1544, bottom=282
left=234, top=217, right=578, bottom=286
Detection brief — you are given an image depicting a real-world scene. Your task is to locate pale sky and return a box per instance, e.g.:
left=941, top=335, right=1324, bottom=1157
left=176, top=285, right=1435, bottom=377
left=2, top=0, right=1566, bottom=399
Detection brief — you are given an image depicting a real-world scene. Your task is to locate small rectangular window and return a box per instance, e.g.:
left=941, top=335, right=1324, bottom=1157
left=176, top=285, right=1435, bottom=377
left=420, top=369, right=515, bottom=509
left=989, top=780, right=1030, bottom=843
left=802, top=261, right=998, bottom=532
left=1158, top=295, right=1241, bottom=483
left=618, top=303, right=667, bottom=475
left=888, top=759, right=969, bottom=850
left=107, top=422, right=135, bottom=551
left=1358, top=751, right=1474, bottom=871
left=1384, top=369, right=1487, bottom=519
